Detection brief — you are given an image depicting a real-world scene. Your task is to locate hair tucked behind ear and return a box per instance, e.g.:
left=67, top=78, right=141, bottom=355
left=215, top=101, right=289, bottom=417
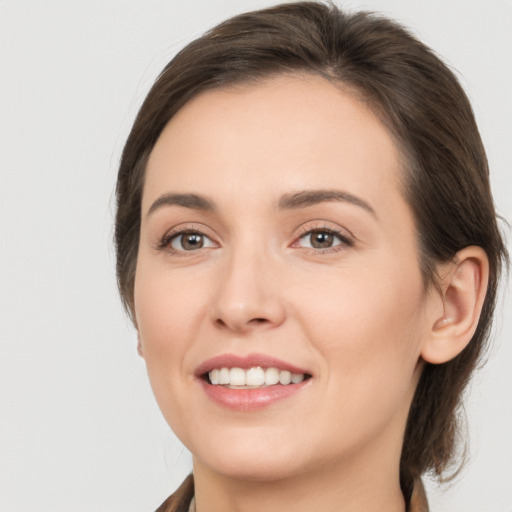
left=115, top=1, right=508, bottom=498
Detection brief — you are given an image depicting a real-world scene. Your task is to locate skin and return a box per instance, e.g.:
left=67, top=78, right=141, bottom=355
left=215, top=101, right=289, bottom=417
left=134, top=74, right=486, bottom=511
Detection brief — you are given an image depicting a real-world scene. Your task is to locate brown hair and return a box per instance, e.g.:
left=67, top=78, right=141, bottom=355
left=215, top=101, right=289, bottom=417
left=115, top=0, right=508, bottom=499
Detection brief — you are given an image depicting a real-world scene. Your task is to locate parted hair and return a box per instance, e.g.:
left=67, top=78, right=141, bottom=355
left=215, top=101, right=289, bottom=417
left=115, top=0, right=508, bottom=499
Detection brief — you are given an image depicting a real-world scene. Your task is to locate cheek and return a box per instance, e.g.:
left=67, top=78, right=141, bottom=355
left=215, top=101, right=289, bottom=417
left=134, top=260, right=206, bottom=351
left=292, top=261, right=426, bottom=410
left=134, top=280, right=206, bottom=445
left=133, top=261, right=207, bottom=412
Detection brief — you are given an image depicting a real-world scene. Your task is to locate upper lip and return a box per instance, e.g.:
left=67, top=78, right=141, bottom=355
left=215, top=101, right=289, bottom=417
left=194, top=353, right=311, bottom=377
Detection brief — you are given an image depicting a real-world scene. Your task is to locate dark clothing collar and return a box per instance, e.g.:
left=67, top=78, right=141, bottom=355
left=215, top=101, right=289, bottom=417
left=155, top=474, right=429, bottom=512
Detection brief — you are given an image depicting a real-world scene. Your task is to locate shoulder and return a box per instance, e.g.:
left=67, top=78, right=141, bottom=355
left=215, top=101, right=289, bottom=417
left=155, top=474, right=194, bottom=512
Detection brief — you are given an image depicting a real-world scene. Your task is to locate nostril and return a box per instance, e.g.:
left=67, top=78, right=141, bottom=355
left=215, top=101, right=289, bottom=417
left=213, top=316, right=270, bottom=331
left=215, top=318, right=268, bottom=327
left=215, top=318, right=228, bottom=328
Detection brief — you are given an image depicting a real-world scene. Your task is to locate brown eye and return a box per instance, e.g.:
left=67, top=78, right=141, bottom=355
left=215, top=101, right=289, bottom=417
left=310, top=231, right=334, bottom=249
left=297, top=229, right=349, bottom=250
left=170, top=232, right=213, bottom=251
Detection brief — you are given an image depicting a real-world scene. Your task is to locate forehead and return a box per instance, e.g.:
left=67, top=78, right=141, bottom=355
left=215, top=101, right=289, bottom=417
left=143, top=74, right=404, bottom=217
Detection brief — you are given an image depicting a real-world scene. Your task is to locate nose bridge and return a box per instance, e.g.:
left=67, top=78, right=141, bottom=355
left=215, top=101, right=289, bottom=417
left=211, top=236, right=285, bottom=333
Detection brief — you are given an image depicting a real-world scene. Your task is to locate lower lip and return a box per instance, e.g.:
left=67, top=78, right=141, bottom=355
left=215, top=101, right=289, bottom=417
left=199, top=379, right=310, bottom=411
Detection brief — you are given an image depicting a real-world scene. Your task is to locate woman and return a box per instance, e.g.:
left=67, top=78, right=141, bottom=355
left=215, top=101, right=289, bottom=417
left=114, top=2, right=508, bottom=511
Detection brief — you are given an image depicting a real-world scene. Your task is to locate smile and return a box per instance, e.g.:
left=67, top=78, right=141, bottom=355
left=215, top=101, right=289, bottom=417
left=197, top=354, right=312, bottom=410
left=208, top=366, right=306, bottom=387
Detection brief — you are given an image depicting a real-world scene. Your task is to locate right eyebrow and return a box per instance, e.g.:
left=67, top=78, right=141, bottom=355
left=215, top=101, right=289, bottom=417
left=278, top=189, right=377, bottom=218
left=146, top=193, right=216, bottom=218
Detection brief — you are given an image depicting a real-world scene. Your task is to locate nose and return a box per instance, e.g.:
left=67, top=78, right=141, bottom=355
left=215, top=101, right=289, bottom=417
left=210, top=246, right=286, bottom=334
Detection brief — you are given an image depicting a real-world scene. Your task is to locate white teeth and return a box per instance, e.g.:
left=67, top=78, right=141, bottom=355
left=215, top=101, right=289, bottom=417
left=229, top=367, right=246, bottom=386
left=265, top=367, right=279, bottom=385
left=210, top=368, right=219, bottom=385
left=278, top=370, right=291, bottom=385
left=218, top=367, right=230, bottom=385
left=246, top=367, right=265, bottom=386
left=207, top=366, right=307, bottom=387
left=291, top=373, right=304, bottom=384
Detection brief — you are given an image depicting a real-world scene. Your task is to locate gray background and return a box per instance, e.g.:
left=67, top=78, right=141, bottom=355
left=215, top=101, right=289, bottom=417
left=0, top=1, right=510, bottom=510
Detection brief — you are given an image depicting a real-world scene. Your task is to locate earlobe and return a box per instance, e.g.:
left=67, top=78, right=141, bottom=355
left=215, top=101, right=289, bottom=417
left=137, top=332, right=144, bottom=358
left=421, top=246, right=489, bottom=364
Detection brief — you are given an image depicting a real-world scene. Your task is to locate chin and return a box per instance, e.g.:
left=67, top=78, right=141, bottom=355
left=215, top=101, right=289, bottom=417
left=190, top=433, right=312, bottom=482
left=201, top=456, right=305, bottom=483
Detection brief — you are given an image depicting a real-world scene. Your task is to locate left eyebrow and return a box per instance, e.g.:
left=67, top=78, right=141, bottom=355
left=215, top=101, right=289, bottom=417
left=278, top=189, right=377, bottom=217
left=146, top=193, right=216, bottom=218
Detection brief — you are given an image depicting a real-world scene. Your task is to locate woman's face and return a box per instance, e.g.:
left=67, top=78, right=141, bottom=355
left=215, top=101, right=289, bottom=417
left=135, top=75, right=433, bottom=481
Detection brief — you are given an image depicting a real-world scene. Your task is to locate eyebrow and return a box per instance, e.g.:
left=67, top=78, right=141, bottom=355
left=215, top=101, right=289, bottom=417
left=146, top=189, right=376, bottom=218
left=147, top=193, right=216, bottom=217
left=278, top=189, right=376, bottom=217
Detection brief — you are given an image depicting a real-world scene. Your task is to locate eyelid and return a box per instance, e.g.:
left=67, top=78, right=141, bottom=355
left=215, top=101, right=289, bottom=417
left=291, top=221, right=355, bottom=251
left=154, top=220, right=355, bottom=254
left=156, top=223, right=220, bottom=252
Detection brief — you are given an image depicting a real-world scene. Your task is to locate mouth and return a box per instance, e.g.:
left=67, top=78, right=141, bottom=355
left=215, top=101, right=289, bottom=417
left=196, top=354, right=313, bottom=410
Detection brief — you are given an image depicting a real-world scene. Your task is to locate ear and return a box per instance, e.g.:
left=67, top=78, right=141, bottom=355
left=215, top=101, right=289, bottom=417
left=421, top=246, right=489, bottom=364
left=136, top=332, right=144, bottom=358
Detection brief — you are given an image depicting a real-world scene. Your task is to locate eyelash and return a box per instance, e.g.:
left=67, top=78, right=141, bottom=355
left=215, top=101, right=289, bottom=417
left=294, top=225, right=354, bottom=253
left=157, top=226, right=217, bottom=255
left=157, top=224, right=354, bottom=255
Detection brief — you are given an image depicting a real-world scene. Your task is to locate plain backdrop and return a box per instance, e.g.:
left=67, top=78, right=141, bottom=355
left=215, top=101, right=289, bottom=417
left=0, top=1, right=511, bottom=511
